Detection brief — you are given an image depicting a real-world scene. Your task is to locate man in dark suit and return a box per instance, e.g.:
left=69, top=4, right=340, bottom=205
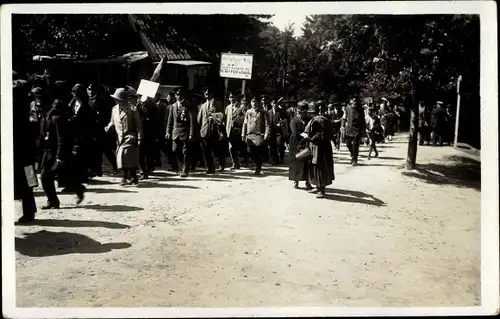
left=431, top=101, right=448, bottom=146
left=267, top=97, right=288, bottom=165
left=166, top=87, right=198, bottom=177
left=158, top=92, right=180, bottom=172
left=198, top=87, right=226, bottom=174
left=343, top=96, right=366, bottom=166
left=13, top=79, right=38, bottom=223
left=40, top=99, right=86, bottom=209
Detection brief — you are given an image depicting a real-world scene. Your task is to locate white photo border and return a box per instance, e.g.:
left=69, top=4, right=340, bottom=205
left=1, top=1, right=498, bottom=318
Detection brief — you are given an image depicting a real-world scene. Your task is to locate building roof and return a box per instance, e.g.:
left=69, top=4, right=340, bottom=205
left=128, top=15, right=211, bottom=62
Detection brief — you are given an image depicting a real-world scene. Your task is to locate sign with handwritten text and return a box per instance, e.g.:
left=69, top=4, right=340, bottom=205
left=219, top=53, right=253, bottom=80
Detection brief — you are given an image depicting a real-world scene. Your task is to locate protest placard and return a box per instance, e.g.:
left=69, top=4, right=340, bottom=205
left=219, top=53, right=253, bottom=80
left=137, top=79, right=160, bottom=98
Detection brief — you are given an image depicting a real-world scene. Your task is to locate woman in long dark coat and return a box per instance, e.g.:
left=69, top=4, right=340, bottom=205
left=68, top=83, right=96, bottom=181
left=288, top=101, right=312, bottom=190
left=13, top=79, right=38, bottom=223
left=303, top=103, right=335, bottom=198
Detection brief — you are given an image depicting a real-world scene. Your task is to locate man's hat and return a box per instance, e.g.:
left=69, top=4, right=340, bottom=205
left=436, top=101, right=444, bottom=105
left=174, top=86, right=187, bottom=94
left=277, top=97, right=285, bottom=104
left=110, top=88, right=129, bottom=102
left=307, top=101, right=317, bottom=114
left=381, top=97, right=389, bottom=102
left=297, top=101, right=308, bottom=112
left=31, top=87, right=44, bottom=96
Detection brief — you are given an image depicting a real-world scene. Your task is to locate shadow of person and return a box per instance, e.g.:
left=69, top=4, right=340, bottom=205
left=65, top=204, right=144, bottom=212
left=323, top=188, right=386, bottom=206
left=15, top=219, right=130, bottom=229
left=15, top=230, right=132, bottom=257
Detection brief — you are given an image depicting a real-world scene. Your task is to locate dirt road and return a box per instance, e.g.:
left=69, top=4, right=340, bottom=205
left=15, top=134, right=481, bottom=307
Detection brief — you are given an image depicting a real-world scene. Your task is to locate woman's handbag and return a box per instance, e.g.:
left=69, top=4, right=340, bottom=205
left=295, top=139, right=312, bottom=161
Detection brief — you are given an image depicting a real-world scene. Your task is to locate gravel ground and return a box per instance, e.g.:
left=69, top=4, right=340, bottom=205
left=15, top=134, right=481, bottom=307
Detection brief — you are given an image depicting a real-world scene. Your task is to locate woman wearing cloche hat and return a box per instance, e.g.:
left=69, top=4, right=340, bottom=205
left=106, top=88, right=144, bottom=186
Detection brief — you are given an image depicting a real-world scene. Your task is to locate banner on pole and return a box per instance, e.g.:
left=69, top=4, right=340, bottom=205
left=219, top=53, right=253, bottom=80
left=137, top=79, right=160, bottom=98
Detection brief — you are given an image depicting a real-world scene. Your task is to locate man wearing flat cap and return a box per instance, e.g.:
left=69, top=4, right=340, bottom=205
left=430, top=100, right=447, bottom=146
left=166, top=87, right=199, bottom=177
left=225, top=91, right=246, bottom=169
left=198, top=87, right=227, bottom=174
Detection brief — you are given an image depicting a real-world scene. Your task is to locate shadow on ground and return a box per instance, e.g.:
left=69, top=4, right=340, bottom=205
left=136, top=181, right=200, bottom=189
left=15, top=230, right=131, bottom=257
left=65, top=204, right=144, bottom=212
left=402, top=155, right=480, bottom=191
left=33, top=187, right=137, bottom=197
left=15, top=219, right=130, bottom=229
left=323, top=188, right=386, bottom=206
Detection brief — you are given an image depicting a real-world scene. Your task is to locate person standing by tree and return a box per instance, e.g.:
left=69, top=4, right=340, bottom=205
left=343, top=97, right=366, bottom=166
left=430, top=101, right=447, bottom=146
left=166, top=87, right=198, bottom=178
left=242, top=95, right=271, bottom=175
left=418, top=100, right=431, bottom=146
left=330, top=103, right=344, bottom=151
left=106, top=88, right=143, bottom=185
left=288, top=101, right=313, bottom=190
left=302, top=103, right=334, bottom=198
left=198, top=87, right=227, bottom=174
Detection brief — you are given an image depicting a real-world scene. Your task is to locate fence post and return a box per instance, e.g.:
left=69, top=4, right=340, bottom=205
left=454, top=75, right=462, bottom=148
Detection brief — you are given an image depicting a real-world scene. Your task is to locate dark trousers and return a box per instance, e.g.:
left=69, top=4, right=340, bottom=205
left=41, top=161, right=84, bottom=205
left=94, top=134, right=117, bottom=173
left=229, top=137, right=247, bottom=168
left=21, top=187, right=37, bottom=217
left=173, top=139, right=195, bottom=174
left=432, top=128, right=444, bottom=146
left=248, top=144, right=266, bottom=172
left=201, top=136, right=226, bottom=172
left=332, top=130, right=341, bottom=149
left=269, top=134, right=285, bottom=164
left=139, top=137, right=156, bottom=174
left=158, top=138, right=179, bottom=171
left=418, top=126, right=430, bottom=145
left=345, top=134, right=361, bottom=164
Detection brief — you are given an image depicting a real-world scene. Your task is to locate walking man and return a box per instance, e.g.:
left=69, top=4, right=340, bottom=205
left=166, top=87, right=198, bottom=177
left=198, top=87, right=227, bottom=174
left=343, top=96, right=366, bottom=166
left=242, top=95, right=271, bottom=175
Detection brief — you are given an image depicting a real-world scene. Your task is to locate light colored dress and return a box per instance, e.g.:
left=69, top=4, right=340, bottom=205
left=106, top=103, right=143, bottom=169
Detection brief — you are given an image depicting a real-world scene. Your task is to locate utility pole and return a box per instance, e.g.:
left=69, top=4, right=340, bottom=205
left=454, top=75, right=462, bottom=148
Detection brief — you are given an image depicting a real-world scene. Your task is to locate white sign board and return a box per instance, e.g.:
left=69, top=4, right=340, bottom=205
left=219, top=53, right=253, bottom=80
left=137, top=79, right=160, bottom=98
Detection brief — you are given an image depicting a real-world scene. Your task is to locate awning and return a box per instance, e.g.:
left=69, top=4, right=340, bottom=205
left=153, top=60, right=212, bottom=67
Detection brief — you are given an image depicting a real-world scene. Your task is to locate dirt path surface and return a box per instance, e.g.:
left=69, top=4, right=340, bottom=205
left=15, top=134, right=481, bottom=307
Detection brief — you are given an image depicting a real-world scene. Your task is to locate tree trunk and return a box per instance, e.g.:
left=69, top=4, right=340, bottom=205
left=406, top=25, right=421, bottom=170
left=406, top=91, right=419, bottom=170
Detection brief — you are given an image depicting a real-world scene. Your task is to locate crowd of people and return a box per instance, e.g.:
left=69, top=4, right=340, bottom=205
left=12, top=72, right=454, bottom=224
